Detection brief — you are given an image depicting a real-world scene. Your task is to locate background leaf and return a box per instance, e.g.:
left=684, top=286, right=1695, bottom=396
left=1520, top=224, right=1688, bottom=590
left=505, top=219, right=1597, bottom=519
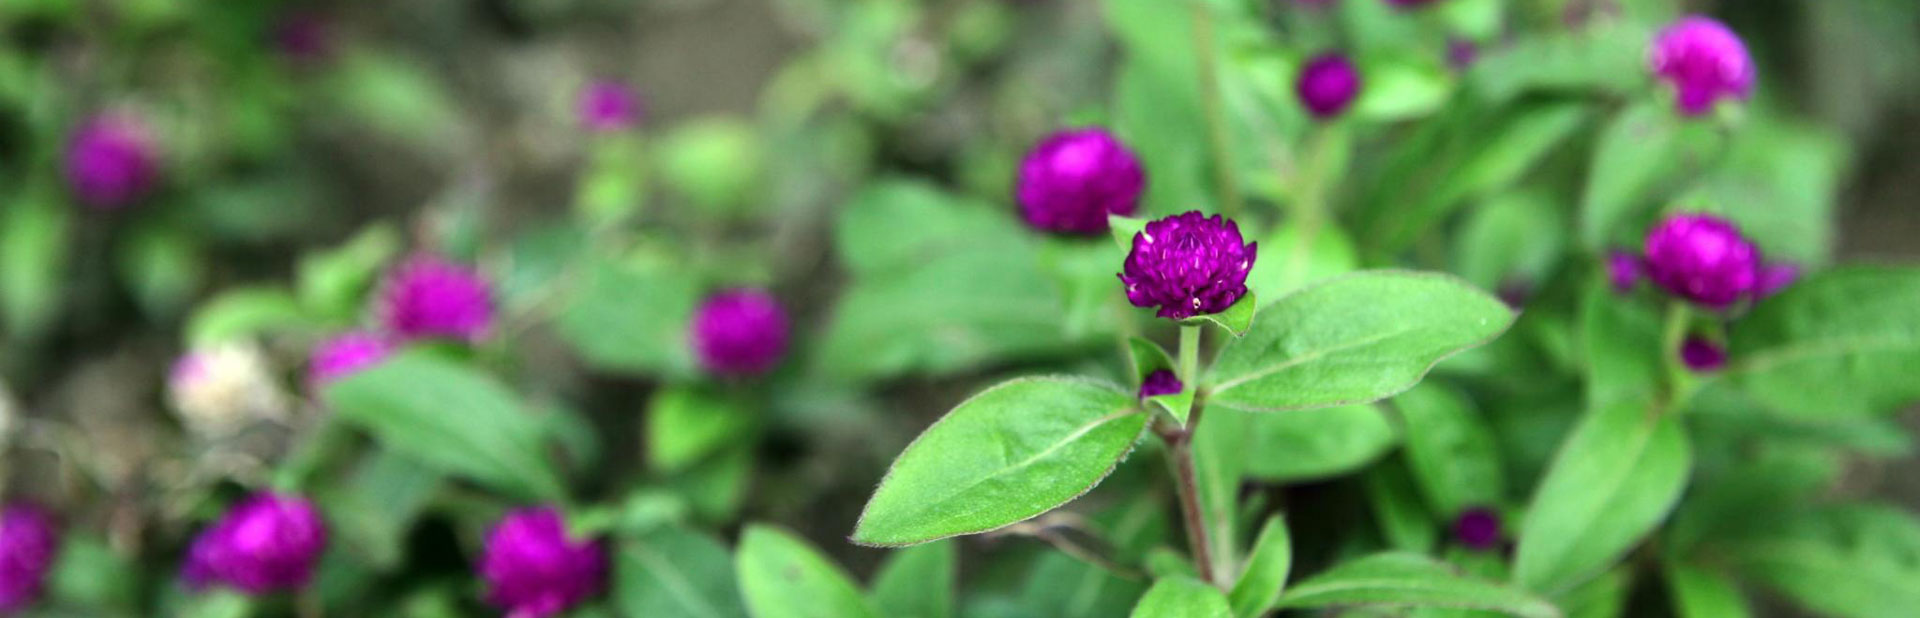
left=1129, top=576, right=1231, bottom=618
left=1395, top=383, right=1506, bottom=517
left=869, top=540, right=957, bottom=618
left=1727, top=266, right=1920, bottom=418
left=1228, top=515, right=1292, bottom=618
left=736, top=525, right=879, bottom=618
left=1278, top=553, right=1559, bottom=618
left=617, top=526, right=749, bottom=618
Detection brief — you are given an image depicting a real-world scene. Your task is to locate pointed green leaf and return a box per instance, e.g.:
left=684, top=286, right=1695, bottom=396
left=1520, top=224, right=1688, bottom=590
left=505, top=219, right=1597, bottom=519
left=736, top=525, right=878, bottom=618
left=1665, top=564, right=1750, bottom=618
left=1236, top=404, right=1397, bottom=482
left=1280, top=553, right=1560, bottom=618
left=1111, top=214, right=1147, bottom=249
left=1127, top=337, right=1192, bottom=423
left=617, top=526, right=748, bottom=618
left=853, top=377, right=1148, bottom=546
left=1229, top=515, right=1293, bottom=618
left=1395, top=383, right=1506, bottom=517
left=1207, top=271, right=1515, bottom=412
left=1182, top=291, right=1255, bottom=337
left=869, top=541, right=956, bottom=618
left=1728, top=504, right=1920, bottom=618
left=1727, top=266, right=1920, bottom=418
left=1130, top=576, right=1232, bottom=618
left=647, top=386, right=753, bottom=474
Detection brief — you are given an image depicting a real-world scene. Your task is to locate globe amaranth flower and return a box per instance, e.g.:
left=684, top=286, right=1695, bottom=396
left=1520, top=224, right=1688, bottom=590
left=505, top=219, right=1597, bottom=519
left=1650, top=16, right=1754, bottom=117
left=184, top=493, right=327, bottom=594
left=0, top=504, right=59, bottom=613
left=480, top=507, right=606, bottom=618
left=1296, top=53, right=1361, bottom=119
left=1606, top=249, right=1644, bottom=293
left=578, top=82, right=644, bottom=132
left=1452, top=507, right=1502, bottom=551
left=307, top=332, right=393, bottom=391
left=379, top=255, right=495, bottom=342
left=690, top=289, right=790, bottom=376
left=1119, top=211, right=1258, bottom=320
left=64, top=113, right=159, bottom=209
left=1138, top=369, right=1183, bottom=399
left=1679, top=336, right=1727, bottom=372
left=1756, top=262, right=1800, bottom=299
left=1014, top=128, right=1145, bottom=235
left=1642, top=213, right=1760, bottom=309
left=169, top=342, right=290, bottom=438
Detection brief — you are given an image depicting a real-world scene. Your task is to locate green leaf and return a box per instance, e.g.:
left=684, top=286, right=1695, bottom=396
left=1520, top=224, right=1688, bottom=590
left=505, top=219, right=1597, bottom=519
left=1727, top=266, right=1920, bottom=418
left=1451, top=189, right=1566, bottom=292
left=1110, top=214, right=1147, bottom=250
left=1513, top=399, right=1691, bottom=593
left=1192, top=401, right=1246, bottom=578
left=297, top=223, right=400, bottom=321
left=1207, top=271, right=1515, bottom=412
left=1234, top=404, right=1397, bottom=482
left=1394, top=383, right=1505, bottom=517
left=1229, top=516, right=1292, bottom=618
left=659, top=118, right=765, bottom=215
left=736, top=525, right=879, bottom=618
left=1280, top=553, right=1560, bottom=618
left=1727, top=504, right=1920, bottom=618
left=118, top=222, right=204, bottom=317
left=869, top=541, right=957, bottom=618
left=1664, top=564, right=1751, bottom=618
left=1127, top=337, right=1193, bottom=422
left=647, top=386, right=753, bottom=474
left=673, top=445, right=753, bottom=523
left=47, top=533, right=138, bottom=611
left=852, top=377, right=1147, bottom=546
left=325, top=352, right=564, bottom=501
left=185, top=286, right=310, bottom=345
left=1578, top=102, right=1722, bottom=248
left=1365, top=460, right=1438, bottom=553
left=1352, top=58, right=1452, bottom=122
left=314, top=450, right=442, bottom=570
left=0, top=185, right=69, bottom=338
left=1182, top=291, right=1255, bottom=337
left=1245, top=220, right=1358, bottom=305
left=1579, top=280, right=1662, bottom=411
left=616, top=526, right=749, bottom=618
left=1129, top=576, right=1232, bottom=618
left=555, top=253, right=701, bottom=377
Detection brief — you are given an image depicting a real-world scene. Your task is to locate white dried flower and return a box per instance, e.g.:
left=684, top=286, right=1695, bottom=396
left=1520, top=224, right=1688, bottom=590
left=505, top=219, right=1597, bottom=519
left=167, top=342, right=289, bottom=438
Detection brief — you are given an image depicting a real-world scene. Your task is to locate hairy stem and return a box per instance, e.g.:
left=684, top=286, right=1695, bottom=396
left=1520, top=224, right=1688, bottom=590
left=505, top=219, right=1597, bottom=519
left=1159, top=417, right=1217, bottom=586
left=1191, top=1, right=1242, bottom=219
left=1178, top=324, right=1201, bottom=387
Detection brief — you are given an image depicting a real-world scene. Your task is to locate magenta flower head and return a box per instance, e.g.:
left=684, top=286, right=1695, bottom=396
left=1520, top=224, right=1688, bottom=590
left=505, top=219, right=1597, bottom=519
left=1119, top=211, right=1258, bottom=320
left=379, top=255, right=495, bottom=342
left=0, top=504, right=60, bottom=613
left=1014, top=128, right=1146, bottom=235
left=1606, top=249, right=1643, bottom=293
left=690, top=289, right=790, bottom=376
left=480, top=507, right=606, bottom=618
left=307, top=332, right=393, bottom=390
left=1138, top=369, right=1182, bottom=399
left=64, top=113, right=159, bottom=209
left=578, top=82, right=644, bottom=133
left=1642, top=213, right=1760, bottom=308
left=1679, top=336, right=1727, bottom=373
left=1452, top=507, right=1502, bottom=551
left=1650, top=16, right=1754, bottom=117
left=183, top=493, right=327, bottom=595
left=1296, top=53, right=1361, bottom=119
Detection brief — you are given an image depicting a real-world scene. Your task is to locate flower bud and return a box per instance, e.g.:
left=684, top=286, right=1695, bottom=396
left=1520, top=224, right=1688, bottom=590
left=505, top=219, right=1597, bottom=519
left=1119, top=211, right=1258, bottom=320
left=379, top=255, right=495, bottom=342
left=1679, top=336, right=1727, bottom=373
left=307, top=332, right=393, bottom=391
left=479, top=507, right=606, bottom=618
left=1606, top=250, right=1643, bottom=293
left=1650, top=16, right=1754, bottom=117
left=1014, top=128, right=1145, bottom=235
left=184, top=493, right=327, bottom=594
left=64, top=113, right=159, bottom=209
left=578, top=82, right=644, bottom=133
left=1296, top=53, right=1361, bottom=119
left=1138, top=369, right=1183, bottom=399
left=1642, top=214, right=1759, bottom=309
left=0, top=504, right=59, bottom=612
left=1452, top=507, right=1502, bottom=551
left=168, top=343, right=289, bottom=438
left=690, top=289, right=790, bottom=376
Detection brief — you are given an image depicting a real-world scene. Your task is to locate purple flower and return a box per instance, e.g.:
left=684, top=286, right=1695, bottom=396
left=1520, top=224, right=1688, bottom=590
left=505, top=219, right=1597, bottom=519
left=1138, top=369, right=1183, bottom=399
left=379, top=255, right=495, bottom=342
left=690, top=289, right=790, bottom=376
left=1642, top=214, right=1760, bottom=309
left=1452, top=507, right=1502, bottom=551
left=1447, top=39, right=1479, bottom=70
left=1650, top=16, right=1754, bottom=117
left=0, top=504, right=59, bottom=613
left=1296, top=53, right=1361, bottom=119
left=1756, top=262, right=1800, bottom=298
left=1119, top=211, right=1258, bottom=320
left=64, top=113, right=159, bottom=209
left=1014, top=128, right=1145, bottom=235
left=183, top=493, right=327, bottom=595
left=480, top=507, right=606, bottom=618
left=578, top=82, right=644, bottom=133
left=1679, top=336, right=1727, bottom=372
left=272, top=11, right=334, bottom=65
left=308, top=332, right=393, bottom=390
left=1606, top=249, right=1644, bottom=293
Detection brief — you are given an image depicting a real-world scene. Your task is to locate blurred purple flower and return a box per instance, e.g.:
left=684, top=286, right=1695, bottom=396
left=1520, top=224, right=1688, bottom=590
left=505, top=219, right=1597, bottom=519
left=379, top=255, right=495, bottom=342
left=1119, top=211, right=1258, bottom=320
left=1606, top=249, right=1643, bottom=293
left=1447, top=39, right=1479, bottom=70
left=578, top=82, right=644, bottom=133
left=308, top=332, right=393, bottom=390
left=1679, top=336, right=1727, bottom=372
left=1643, top=214, right=1760, bottom=309
left=691, top=289, right=790, bottom=376
left=1014, top=128, right=1145, bottom=235
left=1452, top=507, right=1502, bottom=550
left=1756, top=262, right=1800, bottom=299
left=1650, top=16, right=1754, bottom=116
left=0, top=504, right=59, bottom=613
left=64, top=113, right=159, bottom=209
left=1296, top=53, right=1361, bottom=119
left=1138, top=369, right=1183, bottom=399
left=184, top=493, right=327, bottom=595
left=480, top=507, right=605, bottom=618
left=272, top=11, right=334, bottom=65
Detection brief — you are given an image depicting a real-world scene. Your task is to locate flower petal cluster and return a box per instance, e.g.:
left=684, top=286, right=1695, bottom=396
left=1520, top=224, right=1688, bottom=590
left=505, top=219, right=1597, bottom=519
left=184, top=493, right=327, bottom=594
left=691, top=289, right=790, bottom=376
left=480, top=507, right=606, bottom=618
left=1119, top=211, right=1257, bottom=320
left=1296, top=54, right=1361, bottom=119
left=1650, top=16, right=1754, bottom=116
left=0, top=504, right=59, bottom=612
left=379, top=255, right=496, bottom=342
left=65, top=113, right=159, bottom=209
left=1015, top=128, right=1146, bottom=235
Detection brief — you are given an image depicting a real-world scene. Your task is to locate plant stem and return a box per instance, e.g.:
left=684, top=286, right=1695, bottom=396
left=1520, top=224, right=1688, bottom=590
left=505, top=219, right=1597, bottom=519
left=1158, top=415, right=1217, bottom=586
left=1178, top=324, right=1201, bottom=386
left=1660, top=301, right=1697, bottom=410
left=1191, top=1, right=1242, bottom=219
